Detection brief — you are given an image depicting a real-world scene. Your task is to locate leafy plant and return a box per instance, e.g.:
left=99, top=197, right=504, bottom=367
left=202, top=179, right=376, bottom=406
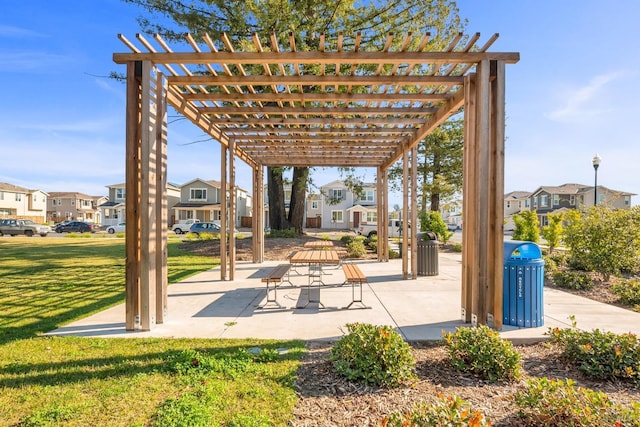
left=331, top=323, right=416, bottom=387
left=449, top=242, right=462, bottom=252
left=563, top=206, right=640, bottom=280
left=381, top=394, right=491, bottom=427
left=512, top=210, right=540, bottom=243
left=346, top=239, right=367, bottom=258
left=442, top=325, right=521, bottom=382
left=548, top=325, right=640, bottom=384
left=551, top=270, right=593, bottom=290
left=513, top=377, right=640, bottom=426
left=418, top=210, right=453, bottom=243
left=365, top=234, right=378, bottom=252
left=340, top=235, right=354, bottom=244
left=388, top=248, right=400, bottom=259
left=541, top=211, right=564, bottom=254
left=612, top=279, right=640, bottom=309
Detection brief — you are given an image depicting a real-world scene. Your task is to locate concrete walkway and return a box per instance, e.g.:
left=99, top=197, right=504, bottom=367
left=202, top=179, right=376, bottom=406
left=47, top=252, right=640, bottom=343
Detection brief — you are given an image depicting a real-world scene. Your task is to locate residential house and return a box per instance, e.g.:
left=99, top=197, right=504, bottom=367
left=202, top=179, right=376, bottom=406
left=440, top=198, right=464, bottom=228
left=0, top=182, right=48, bottom=223
left=173, top=178, right=251, bottom=227
left=503, top=191, right=531, bottom=231
left=307, top=180, right=378, bottom=229
left=100, top=182, right=181, bottom=227
left=47, top=192, right=107, bottom=224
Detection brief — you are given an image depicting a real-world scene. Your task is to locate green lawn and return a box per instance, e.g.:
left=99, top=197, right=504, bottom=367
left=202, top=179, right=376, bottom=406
left=0, top=237, right=304, bottom=426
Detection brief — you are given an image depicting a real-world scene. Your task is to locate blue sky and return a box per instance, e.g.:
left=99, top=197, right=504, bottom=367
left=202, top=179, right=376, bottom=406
left=1, top=1, right=638, bottom=205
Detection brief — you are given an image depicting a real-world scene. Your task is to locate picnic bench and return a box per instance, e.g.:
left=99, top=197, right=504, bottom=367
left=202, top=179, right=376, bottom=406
left=342, top=264, right=370, bottom=309
left=258, top=264, right=291, bottom=309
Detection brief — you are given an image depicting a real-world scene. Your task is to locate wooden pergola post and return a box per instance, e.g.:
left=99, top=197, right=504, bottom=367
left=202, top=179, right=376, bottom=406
left=402, top=151, right=409, bottom=279
left=124, top=60, right=168, bottom=331
left=220, top=143, right=227, bottom=280
left=411, top=146, right=418, bottom=279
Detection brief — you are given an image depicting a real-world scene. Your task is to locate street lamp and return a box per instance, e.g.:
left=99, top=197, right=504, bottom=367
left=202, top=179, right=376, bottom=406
left=592, top=154, right=602, bottom=205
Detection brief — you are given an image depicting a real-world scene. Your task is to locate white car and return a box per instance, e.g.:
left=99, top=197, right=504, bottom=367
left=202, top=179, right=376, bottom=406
left=106, top=223, right=126, bottom=234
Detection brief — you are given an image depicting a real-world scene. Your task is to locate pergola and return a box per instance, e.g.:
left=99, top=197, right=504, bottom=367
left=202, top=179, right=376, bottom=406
left=113, top=32, right=519, bottom=332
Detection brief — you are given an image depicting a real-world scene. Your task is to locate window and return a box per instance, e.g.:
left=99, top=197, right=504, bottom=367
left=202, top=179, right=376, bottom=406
left=71, top=200, right=75, bottom=205
left=525, top=199, right=530, bottom=208
left=15, top=193, right=22, bottom=202
left=570, top=195, right=575, bottom=205
left=190, top=188, right=207, bottom=200
left=82, top=200, right=91, bottom=207
left=553, top=195, right=559, bottom=206
left=331, top=210, right=344, bottom=223
left=506, top=201, right=511, bottom=209
left=115, top=188, right=125, bottom=200
left=518, top=201, right=522, bottom=209
left=540, top=195, right=548, bottom=207
left=624, top=196, right=630, bottom=206
left=360, top=190, right=374, bottom=202
left=366, top=212, right=377, bottom=223
left=311, top=201, right=318, bottom=209
left=0, top=192, right=3, bottom=200
left=331, top=189, right=343, bottom=200
left=533, top=197, right=537, bottom=208
left=57, top=199, right=62, bottom=206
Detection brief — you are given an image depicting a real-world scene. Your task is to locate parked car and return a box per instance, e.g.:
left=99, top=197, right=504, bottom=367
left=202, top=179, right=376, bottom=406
left=0, top=219, right=51, bottom=237
left=189, top=222, right=221, bottom=237
left=172, top=218, right=200, bottom=234
left=55, top=221, right=96, bottom=233
left=447, top=224, right=461, bottom=231
left=106, top=223, right=126, bottom=234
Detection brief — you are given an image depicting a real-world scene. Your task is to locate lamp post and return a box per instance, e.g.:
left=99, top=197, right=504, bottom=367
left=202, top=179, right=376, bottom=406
left=592, top=154, right=602, bottom=206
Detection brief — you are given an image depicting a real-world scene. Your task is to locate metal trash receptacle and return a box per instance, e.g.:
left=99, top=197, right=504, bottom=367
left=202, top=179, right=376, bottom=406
left=503, top=241, right=544, bottom=328
left=417, top=232, right=439, bottom=276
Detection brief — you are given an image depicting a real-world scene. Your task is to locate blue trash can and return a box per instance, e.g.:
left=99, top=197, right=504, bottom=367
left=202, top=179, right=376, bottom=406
left=503, top=241, right=544, bottom=328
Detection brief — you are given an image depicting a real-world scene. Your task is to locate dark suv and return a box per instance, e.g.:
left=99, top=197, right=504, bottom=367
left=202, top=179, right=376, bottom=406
left=55, top=221, right=96, bottom=233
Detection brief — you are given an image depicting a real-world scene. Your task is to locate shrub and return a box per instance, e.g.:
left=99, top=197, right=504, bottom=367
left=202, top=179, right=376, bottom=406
left=612, top=279, right=640, bottom=308
left=548, top=252, right=568, bottom=266
left=418, top=210, right=453, bottom=243
left=547, top=325, right=640, bottom=384
left=365, top=234, right=378, bottom=252
left=542, top=255, right=558, bottom=277
left=346, top=239, right=367, bottom=258
left=266, top=228, right=298, bottom=238
left=551, top=270, right=593, bottom=290
left=381, top=394, right=491, bottom=427
left=442, top=325, right=521, bottom=382
left=340, top=235, right=354, bottom=244
left=541, top=211, right=564, bottom=254
left=319, top=234, right=332, bottom=241
left=563, top=206, right=640, bottom=280
left=513, top=377, right=640, bottom=426
left=388, top=248, right=400, bottom=259
left=331, top=323, right=416, bottom=387
left=512, top=210, right=540, bottom=242
left=449, top=242, right=462, bottom=253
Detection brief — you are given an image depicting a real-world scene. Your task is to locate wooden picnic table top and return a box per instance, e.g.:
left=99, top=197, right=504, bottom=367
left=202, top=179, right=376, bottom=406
left=303, top=240, right=334, bottom=249
left=290, top=249, right=340, bottom=265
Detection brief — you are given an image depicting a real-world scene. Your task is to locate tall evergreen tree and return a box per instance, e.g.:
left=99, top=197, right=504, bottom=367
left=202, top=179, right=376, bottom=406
left=124, top=0, right=466, bottom=233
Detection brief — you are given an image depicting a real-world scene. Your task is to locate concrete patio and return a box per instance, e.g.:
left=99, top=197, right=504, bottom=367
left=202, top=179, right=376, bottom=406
left=47, top=252, right=640, bottom=343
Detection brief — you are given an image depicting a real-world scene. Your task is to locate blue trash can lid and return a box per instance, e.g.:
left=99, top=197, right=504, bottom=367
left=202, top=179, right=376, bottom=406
left=504, top=241, right=542, bottom=260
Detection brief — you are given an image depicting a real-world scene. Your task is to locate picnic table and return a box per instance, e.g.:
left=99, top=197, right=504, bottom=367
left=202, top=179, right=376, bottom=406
left=303, top=240, right=334, bottom=249
left=289, top=249, right=340, bottom=308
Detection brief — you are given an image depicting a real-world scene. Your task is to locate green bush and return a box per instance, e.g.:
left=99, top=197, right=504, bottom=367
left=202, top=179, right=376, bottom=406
left=346, top=239, right=367, bottom=258
left=512, top=210, right=540, bottom=243
left=388, top=248, right=400, bottom=259
left=548, top=326, right=640, bottom=384
left=331, top=323, right=416, bottom=387
left=563, top=206, right=640, bottom=280
left=340, top=235, right=354, bottom=244
left=612, top=279, right=640, bottom=308
left=418, top=211, right=453, bottom=243
left=449, top=242, right=462, bottom=253
left=513, top=377, right=640, bottom=426
left=542, top=255, right=558, bottom=277
left=548, top=252, right=568, bottom=266
left=365, top=234, right=378, bottom=252
left=551, top=270, right=593, bottom=290
left=442, top=325, right=521, bottom=382
left=266, top=228, right=298, bottom=238
left=381, top=394, right=491, bottom=426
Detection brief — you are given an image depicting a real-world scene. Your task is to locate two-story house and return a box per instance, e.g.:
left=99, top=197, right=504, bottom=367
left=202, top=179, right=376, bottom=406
left=307, top=180, right=378, bottom=229
left=47, top=192, right=107, bottom=224
left=100, top=182, right=181, bottom=227
left=503, top=191, right=531, bottom=231
left=0, top=182, right=48, bottom=223
left=528, top=183, right=634, bottom=226
left=440, top=198, right=464, bottom=229
left=173, top=178, right=251, bottom=227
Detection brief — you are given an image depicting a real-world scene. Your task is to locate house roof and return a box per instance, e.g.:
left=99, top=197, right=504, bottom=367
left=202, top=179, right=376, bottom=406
left=0, top=182, right=30, bottom=193
left=531, top=183, right=636, bottom=197
left=48, top=192, right=95, bottom=199
left=504, top=191, right=530, bottom=199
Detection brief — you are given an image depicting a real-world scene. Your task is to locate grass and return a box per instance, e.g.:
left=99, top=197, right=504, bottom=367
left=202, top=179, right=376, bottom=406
left=0, top=237, right=305, bottom=426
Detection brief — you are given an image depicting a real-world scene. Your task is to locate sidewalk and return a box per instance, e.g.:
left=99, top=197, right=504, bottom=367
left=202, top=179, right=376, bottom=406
left=47, top=252, right=640, bottom=343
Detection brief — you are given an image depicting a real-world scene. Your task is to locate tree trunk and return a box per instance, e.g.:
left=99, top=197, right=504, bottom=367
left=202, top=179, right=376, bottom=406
left=288, top=167, right=308, bottom=235
left=267, top=167, right=288, bottom=230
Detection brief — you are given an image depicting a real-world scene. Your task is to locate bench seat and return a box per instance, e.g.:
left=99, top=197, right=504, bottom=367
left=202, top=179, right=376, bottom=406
left=258, top=264, right=291, bottom=309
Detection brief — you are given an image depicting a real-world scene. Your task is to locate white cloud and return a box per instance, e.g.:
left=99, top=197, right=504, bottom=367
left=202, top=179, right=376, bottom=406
left=0, top=25, right=45, bottom=38
left=546, top=71, right=624, bottom=123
